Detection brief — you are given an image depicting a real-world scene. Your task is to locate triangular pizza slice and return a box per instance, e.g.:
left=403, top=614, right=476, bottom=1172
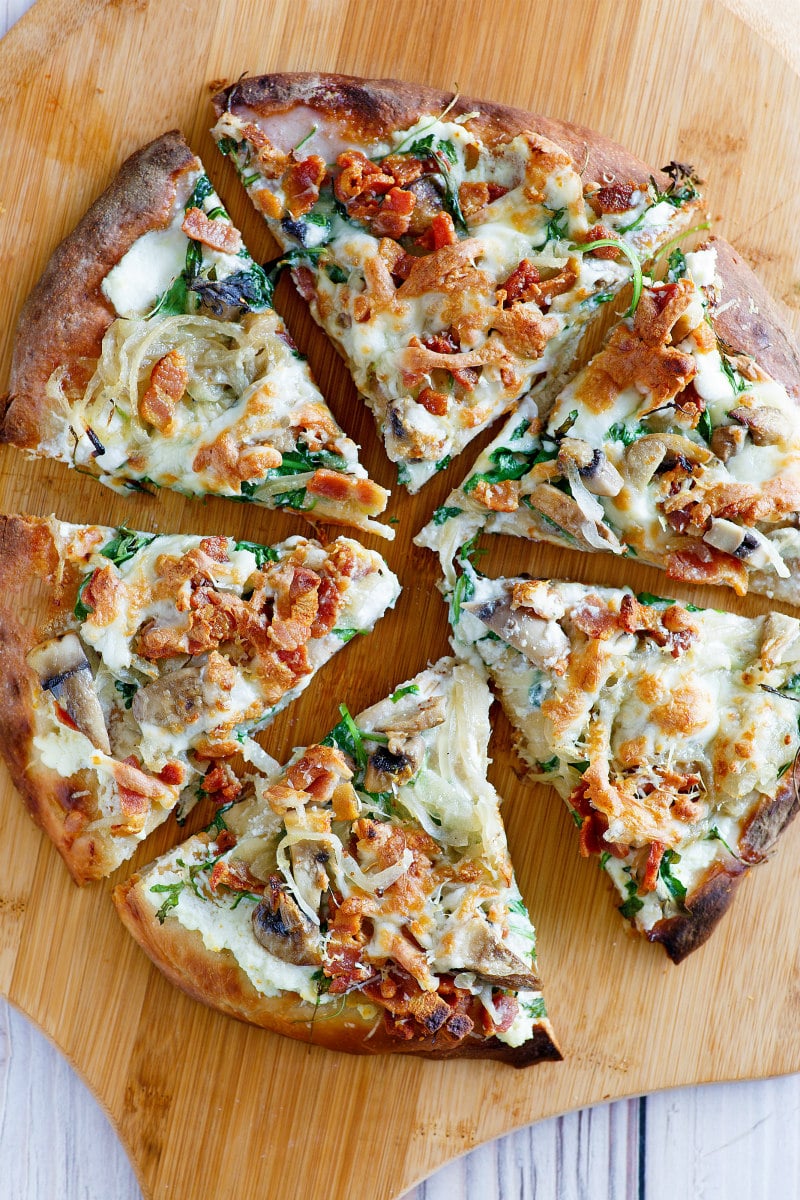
left=114, top=657, right=560, bottom=1065
left=450, top=572, right=800, bottom=961
left=211, top=73, right=702, bottom=492
left=1, top=132, right=392, bottom=539
left=418, top=238, right=800, bottom=601
left=0, top=515, right=399, bottom=882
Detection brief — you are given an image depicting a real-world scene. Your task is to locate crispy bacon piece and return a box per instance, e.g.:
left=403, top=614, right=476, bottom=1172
left=306, top=468, right=388, bottom=515
left=324, top=896, right=377, bottom=993
left=416, top=210, right=457, bottom=251
left=480, top=993, right=519, bottom=1036
left=81, top=564, right=122, bottom=627
left=192, top=431, right=282, bottom=486
left=575, top=223, right=619, bottom=259
left=284, top=155, right=326, bottom=217
left=572, top=596, right=620, bottom=640
left=209, top=856, right=266, bottom=896
left=371, top=186, right=416, bottom=238
left=417, top=386, right=449, bottom=416
left=640, top=841, right=665, bottom=893
left=499, top=259, right=540, bottom=306
left=588, top=180, right=636, bottom=214
left=201, top=761, right=242, bottom=805
left=397, top=238, right=489, bottom=299
left=364, top=970, right=475, bottom=1043
left=334, top=150, right=394, bottom=201
left=139, top=349, right=188, bottom=432
left=181, top=207, right=243, bottom=255
left=471, top=478, right=519, bottom=512
left=111, top=755, right=173, bottom=836
left=157, top=761, right=185, bottom=787
left=285, top=744, right=352, bottom=801
left=380, top=154, right=424, bottom=187
left=703, top=476, right=800, bottom=525
left=571, top=780, right=630, bottom=859
left=666, top=541, right=748, bottom=596
left=618, top=594, right=698, bottom=656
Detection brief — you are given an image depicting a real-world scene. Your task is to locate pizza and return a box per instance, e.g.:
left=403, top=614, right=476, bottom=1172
left=0, top=514, right=399, bottom=883
left=210, top=73, right=702, bottom=491
left=417, top=237, right=800, bottom=601
left=450, top=573, right=800, bottom=961
left=114, top=656, right=560, bottom=1065
left=0, top=131, right=392, bottom=539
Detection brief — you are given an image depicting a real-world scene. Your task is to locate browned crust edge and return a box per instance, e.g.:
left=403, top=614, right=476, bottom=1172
left=212, top=72, right=678, bottom=191
left=648, top=774, right=799, bottom=963
left=1, top=130, right=199, bottom=450
left=0, top=515, right=116, bottom=884
left=705, top=235, right=800, bottom=400
left=114, top=861, right=561, bottom=1068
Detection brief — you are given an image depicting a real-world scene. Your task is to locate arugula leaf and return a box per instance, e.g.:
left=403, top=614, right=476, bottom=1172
left=635, top=591, right=672, bottom=607
left=292, top=125, right=318, bottom=154
left=550, top=409, right=578, bottom=437
left=618, top=876, right=644, bottom=919
left=720, top=355, right=748, bottom=397
left=234, top=539, right=279, bottom=568
left=572, top=237, right=643, bottom=317
left=778, top=761, right=794, bottom=779
left=606, top=421, right=646, bottom=446
left=599, top=851, right=611, bottom=871
left=114, top=680, right=138, bottom=709
left=149, top=272, right=189, bottom=318
left=522, top=996, right=547, bottom=1020
left=705, top=825, right=738, bottom=856
left=390, top=684, right=420, bottom=703
left=667, top=247, right=687, bottom=282
left=463, top=446, right=535, bottom=494
left=451, top=571, right=475, bottom=623
left=536, top=756, right=559, bottom=773
left=570, top=809, right=584, bottom=829
left=186, top=174, right=215, bottom=211
left=540, top=207, right=568, bottom=245
left=73, top=574, right=95, bottom=622
left=658, top=848, right=687, bottom=903
left=206, top=803, right=235, bottom=836
left=332, top=627, right=366, bottom=643
left=100, top=527, right=157, bottom=567
left=325, top=263, right=348, bottom=284
left=569, top=761, right=590, bottom=774
left=528, top=675, right=548, bottom=708
left=432, top=505, right=463, bottom=525
left=397, top=463, right=412, bottom=487
left=150, top=880, right=184, bottom=924
left=696, top=408, right=713, bottom=443
left=435, top=455, right=452, bottom=472
left=509, top=418, right=531, bottom=441
left=231, top=890, right=260, bottom=910
left=273, top=445, right=349, bottom=474
left=216, top=137, right=239, bottom=157
left=783, top=672, right=800, bottom=696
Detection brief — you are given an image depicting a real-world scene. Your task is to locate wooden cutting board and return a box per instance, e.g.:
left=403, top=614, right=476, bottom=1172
left=1, top=2, right=799, bottom=1197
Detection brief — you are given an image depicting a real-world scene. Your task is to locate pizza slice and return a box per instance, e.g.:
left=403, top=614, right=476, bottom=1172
left=450, top=572, right=800, bottom=961
left=211, top=73, right=702, bottom=491
left=417, top=238, right=800, bottom=601
left=0, top=515, right=399, bottom=883
left=114, top=657, right=560, bottom=1066
left=0, top=131, right=391, bottom=539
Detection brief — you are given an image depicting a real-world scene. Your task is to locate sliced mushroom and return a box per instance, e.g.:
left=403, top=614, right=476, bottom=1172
left=528, top=482, right=618, bottom=551
left=445, top=915, right=540, bottom=991
left=464, top=596, right=570, bottom=670
left=624, top=433, right=711, bottom=488
left=703, top=518, right=790, bottom=577
left=363, top=738, right=425, bottom=793
left=366, top=695, right=446, bottom=736
left=730, top=405, right=785, bottom=446
left=251, top=877, right=322, bottom=966
left=131, top=667, right=205, bottom=731
left=405, top=175, right=445, bottom=236
left=710, top=423, right=747, bottom=462
left=28, top=634, right=110, bottom=754
left=290, top=839, right=331, bottom=914
left=558, top=438, right=624, bottom=497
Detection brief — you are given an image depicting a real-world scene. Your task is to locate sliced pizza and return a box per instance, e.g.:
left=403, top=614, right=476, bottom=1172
left=211, top=73, right=702, bottom=491
left=1, top=131, right=391, bottom=539
left=114, top=657, right=560, bottom=1065
left=0, top=515, right=399, bottom=883
left=450, top=572, right=800, bottom=961
left=417, top=237, right=800, bottom=602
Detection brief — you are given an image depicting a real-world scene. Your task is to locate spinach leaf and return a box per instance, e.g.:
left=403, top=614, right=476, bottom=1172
left=607, top=421, right=646, bottom=446
left=522, top=996, right=547, bottom=1020
left=114, top=680, right=138, bottom=709
left=186, top=174, right=215, bottom=212
left=720, top=355, right=748, bottom=396
left=451, top=571, right=475, bottom=623
left=509, top=418, right=531, bottom=441
left=188, top=263, right=275, bottom=314
left=432, top=505, right=463, bottom=525
left=536, top=756, right=559, bottom=773
left=150, top=880, right=184, bottom=924
left=540, top=207, right=568, bottom=245
left=667, top=247, right=687, bottom=282
left=618, top=876, right=644, bottom=919
left=696, top=408, right=713, bottom=443
left=435, top=455, right=452, bottom=472
left=390, top=684, right=420, bottom=703
left=658, top=848, right=687, bottom=903
left=463, top=446, right=535, bottom=494
left=100, top=527, right=157, bottom=567
left=234, top=539, right=279, bottom=568
left=73, top=574, right=95, bottom=622
left=332, top=628, right=366, bottom=643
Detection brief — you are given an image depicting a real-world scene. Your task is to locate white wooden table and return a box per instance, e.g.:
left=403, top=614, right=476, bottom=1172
left=2, top=1, right=800, bottom=1196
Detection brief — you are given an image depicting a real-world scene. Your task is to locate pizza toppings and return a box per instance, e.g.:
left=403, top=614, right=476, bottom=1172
left=139, top=349, right=188, bottom=432
left=28, top=633, right=110, bottom=754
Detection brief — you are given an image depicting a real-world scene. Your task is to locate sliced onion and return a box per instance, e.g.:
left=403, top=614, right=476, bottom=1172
left=342, top=848, right=413, bottom=893
left=565, top=461, right=622, bottom=552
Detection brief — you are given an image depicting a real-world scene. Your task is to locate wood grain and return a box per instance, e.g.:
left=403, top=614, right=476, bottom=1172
left=0, top=3, right=800, bottom=1200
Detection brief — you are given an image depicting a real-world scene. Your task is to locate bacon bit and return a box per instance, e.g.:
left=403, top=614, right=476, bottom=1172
left=284, top=154, right=326, bottom=217
left=480, top=993, right=519, bottom=1036
left=618, top=594, right=699, bottom=656
left=472, top=478, right=519, bottom=512
left=588, top=180, right=636, bottom=214
left=81, top=564, right=122, bottom=627
left=575, top=223, right=619, bottom=259
left=371, top=186, right=417, bottom=239
left=335, top=150, right=394, bottom=202
left=252, top=187, right=283, bottom=219
left=490, top=305, right=560, bottom=358
left=324, top=896, right=377, bottom=993
left=309, top=575, right=341, bottom=638
left=199, top=536, right=229, bottom=563
left=201, top=762, right=242, bottom=805
left=572, top=596, right=620, bottom=640
left=285, top=744, right=352, bottom=801
left=379, top=237, right=415, bottom=281
left=157, top=762, right=185, bottom=787
left=402, top=335, right=505, bottom=388
left=417, top=386, right=449, bottom=416
left=209, top=857, right=266, bottom=896
left=215, top=829, right=238, bottom=854
left=571, top=781, right=629, bottom=859
left=704, top=475, right=800, bottom=525
left=533, top=259, right=579, bottom=306
left=364, top=970, right=475, bottom=1043
left=139, top=349, right=188, bottom=432
left=192, top=431, right=282, bottom=486
left=54, top=703, right=79, bottom=731
left=182, top=207, right=242, bottom=255
left=353, top=818, right=407, bottom=871
left=640, top=841, right=665, bottom=893
left=499, top=259, right=541, bottom=306
left=416, top=210, right=457, bottom=251
left=500, top=366, right=520, bottom=391
left=306, top=469, right=388, bottom=516
left=293, top=264, right=317, bottom=302
left=262, top=783, right=310, bottom=814
left=666, top=542, right=748, bottom=597
left=397, top=237, right=489, bottom=299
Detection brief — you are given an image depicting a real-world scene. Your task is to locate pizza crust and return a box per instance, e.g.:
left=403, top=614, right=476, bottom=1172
left=114, top=853, right=561, bottom=1067
left=1, top=131, right=198, bottom=451
left=212, top=72, right=678, bottom=192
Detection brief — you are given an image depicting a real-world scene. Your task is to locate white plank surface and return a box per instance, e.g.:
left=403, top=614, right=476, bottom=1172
left=2, top=2, right=800, bottom=1198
